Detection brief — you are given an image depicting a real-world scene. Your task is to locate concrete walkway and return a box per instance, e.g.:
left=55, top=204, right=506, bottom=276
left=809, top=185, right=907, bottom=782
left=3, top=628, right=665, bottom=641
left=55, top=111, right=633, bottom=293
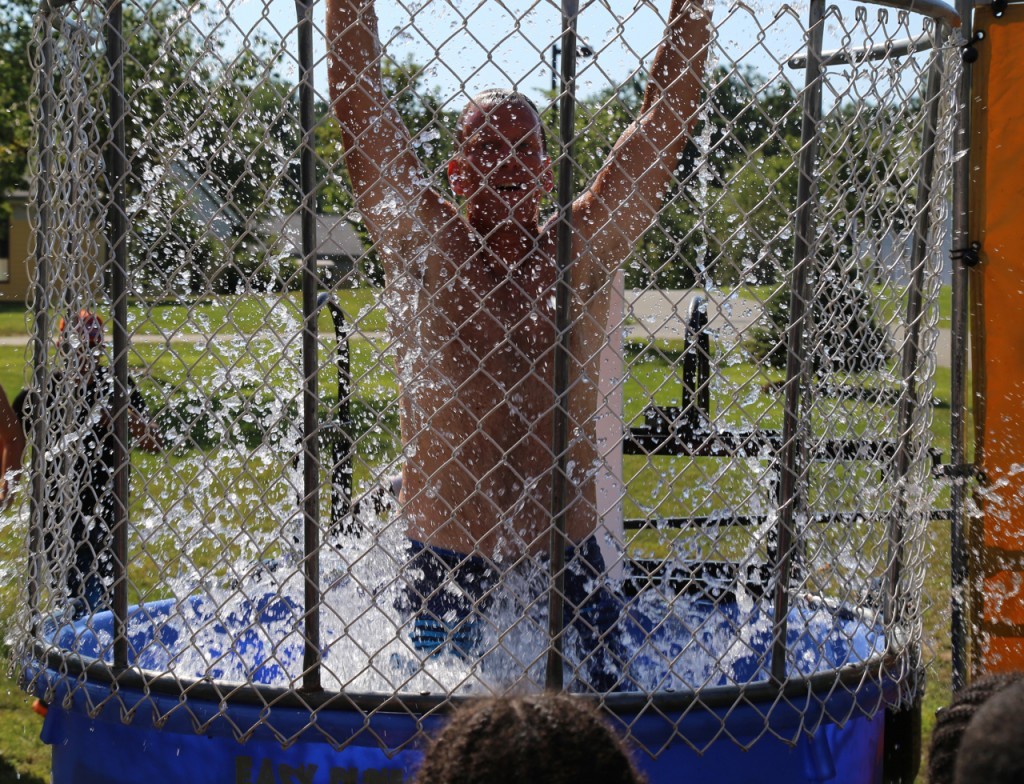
left=0, top=289, right=954, bottom=367
left=625, top=289, right=954, bottom=368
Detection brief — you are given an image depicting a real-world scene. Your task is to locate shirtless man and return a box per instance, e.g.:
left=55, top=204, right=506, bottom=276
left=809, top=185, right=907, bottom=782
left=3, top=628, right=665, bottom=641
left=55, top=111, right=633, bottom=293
left=327, top=0, right=709, bottom=665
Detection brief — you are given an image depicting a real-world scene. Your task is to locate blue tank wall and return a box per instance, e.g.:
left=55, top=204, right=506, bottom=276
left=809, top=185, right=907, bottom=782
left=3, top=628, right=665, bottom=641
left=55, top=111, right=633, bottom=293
left=36, top=675, right=885, bottom=784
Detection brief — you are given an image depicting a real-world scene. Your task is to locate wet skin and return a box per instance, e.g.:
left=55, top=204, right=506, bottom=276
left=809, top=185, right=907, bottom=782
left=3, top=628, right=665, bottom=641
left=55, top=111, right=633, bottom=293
left=391, top=101, right=562, bottom=559
left=327, top=0, right=709, bottom=560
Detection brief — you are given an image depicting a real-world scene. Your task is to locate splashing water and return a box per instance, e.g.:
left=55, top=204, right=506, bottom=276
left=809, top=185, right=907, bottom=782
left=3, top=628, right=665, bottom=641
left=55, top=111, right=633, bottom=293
left=47, top=514, right=886, bottom=697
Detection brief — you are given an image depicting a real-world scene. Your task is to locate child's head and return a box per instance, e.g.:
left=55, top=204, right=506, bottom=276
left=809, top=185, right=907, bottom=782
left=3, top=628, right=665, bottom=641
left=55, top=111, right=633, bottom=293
left=954, top=678, right=1024, bottom=784
left=415, top=694, right=646, bottom=784
left=928, top=673, right=1024, bottom=784
left=58, top=309, right=104, bottom=351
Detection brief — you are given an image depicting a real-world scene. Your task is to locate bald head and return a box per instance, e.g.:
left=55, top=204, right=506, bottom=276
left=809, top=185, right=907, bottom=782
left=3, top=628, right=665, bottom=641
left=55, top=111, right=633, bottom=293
left=457, top=89, right=548, bottom=153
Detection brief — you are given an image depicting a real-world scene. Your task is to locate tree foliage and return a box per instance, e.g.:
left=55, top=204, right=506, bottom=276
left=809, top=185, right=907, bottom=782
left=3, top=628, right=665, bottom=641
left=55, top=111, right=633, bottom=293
left=120, top=2, right=298, bottom=296
left=0, top=0, right=33, bottom=204
left=8, top=0, right=921, bottom=384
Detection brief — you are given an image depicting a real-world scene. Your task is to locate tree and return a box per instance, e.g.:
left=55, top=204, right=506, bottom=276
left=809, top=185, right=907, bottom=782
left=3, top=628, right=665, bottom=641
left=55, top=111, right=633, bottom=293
left=743, top=103, right=914, bottom=374
left=120, top=4, right=299, bottom=296
left=564, top=65, right=806, bottom=290
left=3, top=0, right=301, bottom=297
left=706, top=144, right=800, bottom=288
left=0, top=0, right=33, bottom=204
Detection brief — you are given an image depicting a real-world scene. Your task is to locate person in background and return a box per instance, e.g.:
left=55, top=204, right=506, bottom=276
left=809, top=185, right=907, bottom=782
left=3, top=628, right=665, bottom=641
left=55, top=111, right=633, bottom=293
left=413, top=694, right=647, bottom=784
left=951, top=677, right=1024, bottom=784
left=0, top=382, right=26, bottom=505
left=14, top=309, right=162, bottom=618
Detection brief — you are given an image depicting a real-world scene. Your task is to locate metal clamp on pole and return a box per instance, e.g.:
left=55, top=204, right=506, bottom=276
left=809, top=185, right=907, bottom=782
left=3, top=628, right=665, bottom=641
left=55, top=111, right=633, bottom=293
left=951, top=241, right=981, bottom=267
left=962, top=31, right=986, bottom=64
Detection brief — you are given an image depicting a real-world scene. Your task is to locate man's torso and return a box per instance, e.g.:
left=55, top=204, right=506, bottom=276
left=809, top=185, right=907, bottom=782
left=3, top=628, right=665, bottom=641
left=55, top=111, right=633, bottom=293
left=389, top=226, right=559, bottom=558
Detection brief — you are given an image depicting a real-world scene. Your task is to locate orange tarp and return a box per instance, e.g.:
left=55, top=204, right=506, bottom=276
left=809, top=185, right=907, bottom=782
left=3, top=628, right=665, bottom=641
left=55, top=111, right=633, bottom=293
left=969, top=3, right=1024, bottom=674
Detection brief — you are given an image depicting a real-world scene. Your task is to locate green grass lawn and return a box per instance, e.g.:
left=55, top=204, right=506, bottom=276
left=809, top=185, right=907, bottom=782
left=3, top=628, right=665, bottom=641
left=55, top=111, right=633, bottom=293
left=0, top=290, right=962, bottom=783
left=0, top=679, right=47, bottom=784
left=0, top=304, right=31, bottom=338
left=0, top=345, right=28, bottom=398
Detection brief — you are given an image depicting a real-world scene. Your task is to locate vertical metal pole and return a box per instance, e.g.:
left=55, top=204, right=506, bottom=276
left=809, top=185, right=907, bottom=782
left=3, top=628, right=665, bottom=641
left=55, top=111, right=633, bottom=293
left=296, top=0, right=321, bottom=693
left=693, top=298, right=710, bottom=419
left=886, top=27, right=947, bottom=630
left=27, top=15, right=56, bottom=632
left=682, top=300, right=699, bottom=427
left=316, top=293, right=354, bottom=535
left=546, top=0, right=581, bottom=693
left=770, top=0, right=825, bottom=685
left=682, top=297, right=709, bottom=428
left=331, top=309, right=353, bottom=532
left=104, top=0, right=130, bottom=670
left=551, top=44, right=560, bottom=94
left=949, top=0, right=973, bottom=693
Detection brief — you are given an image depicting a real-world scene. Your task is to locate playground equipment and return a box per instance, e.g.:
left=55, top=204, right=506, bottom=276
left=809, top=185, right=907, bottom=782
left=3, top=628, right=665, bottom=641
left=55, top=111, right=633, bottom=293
left=12, top=0, right=968, bottom=781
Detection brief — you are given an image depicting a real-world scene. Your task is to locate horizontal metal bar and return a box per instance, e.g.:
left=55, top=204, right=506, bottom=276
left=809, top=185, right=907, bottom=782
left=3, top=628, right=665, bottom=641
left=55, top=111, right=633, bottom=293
left=933, top=463, right=979, bottom=480
left=863, top=0, right=960, bottom=26
left=626, top=510, right=886, bottom=530
left=624, top=426, right=899, bottom=461
left=622, top=559, right=778, bottom=600
left=31, top=637, right=906, bottom=718
left=39, top=0, right=77, bottom=12
left=624, top=507, right=953, bottom=531
left=37, top=13, right=105, bottom=46
left=789, top=33, right=934, bottom=69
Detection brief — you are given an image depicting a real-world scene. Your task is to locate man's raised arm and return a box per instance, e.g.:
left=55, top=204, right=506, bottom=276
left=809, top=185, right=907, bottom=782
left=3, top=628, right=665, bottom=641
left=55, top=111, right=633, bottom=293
left=573, top=0, right=711, bottom=271
left=559, top=0, right=710, bottom=544
left=325, top=0, right=450, bottom=248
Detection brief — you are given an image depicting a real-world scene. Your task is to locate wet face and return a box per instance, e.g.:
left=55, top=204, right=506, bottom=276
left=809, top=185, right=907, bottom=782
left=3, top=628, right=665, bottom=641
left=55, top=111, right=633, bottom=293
left=448, top=99, right=553, bottom=233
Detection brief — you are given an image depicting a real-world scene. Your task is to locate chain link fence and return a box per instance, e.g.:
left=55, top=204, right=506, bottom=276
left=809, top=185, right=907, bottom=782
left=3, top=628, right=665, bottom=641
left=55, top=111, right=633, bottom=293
left=11, top=0, right=960, bottom=767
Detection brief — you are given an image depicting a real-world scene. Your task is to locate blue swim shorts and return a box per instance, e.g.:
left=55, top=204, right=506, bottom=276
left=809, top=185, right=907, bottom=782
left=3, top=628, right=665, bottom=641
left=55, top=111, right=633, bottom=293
left=396, top=536, right=626, bottom=690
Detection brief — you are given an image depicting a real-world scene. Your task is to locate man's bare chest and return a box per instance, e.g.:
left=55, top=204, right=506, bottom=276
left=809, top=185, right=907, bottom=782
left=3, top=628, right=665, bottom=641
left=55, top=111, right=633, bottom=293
left=430, top=264, right=553, bottom=356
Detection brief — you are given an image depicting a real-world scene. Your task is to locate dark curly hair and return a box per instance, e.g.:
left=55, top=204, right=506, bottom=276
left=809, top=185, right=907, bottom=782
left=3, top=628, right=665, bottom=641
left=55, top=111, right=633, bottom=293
left=954, top=677, right=1024, bottom=784
left=414, top=695, right=647, bottom=784
left=927, top=673, right=1024, bottom=784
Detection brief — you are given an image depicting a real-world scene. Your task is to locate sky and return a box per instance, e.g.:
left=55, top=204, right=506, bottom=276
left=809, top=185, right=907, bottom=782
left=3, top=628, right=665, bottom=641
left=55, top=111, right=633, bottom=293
left=190, top=0, right=919, bottom=108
